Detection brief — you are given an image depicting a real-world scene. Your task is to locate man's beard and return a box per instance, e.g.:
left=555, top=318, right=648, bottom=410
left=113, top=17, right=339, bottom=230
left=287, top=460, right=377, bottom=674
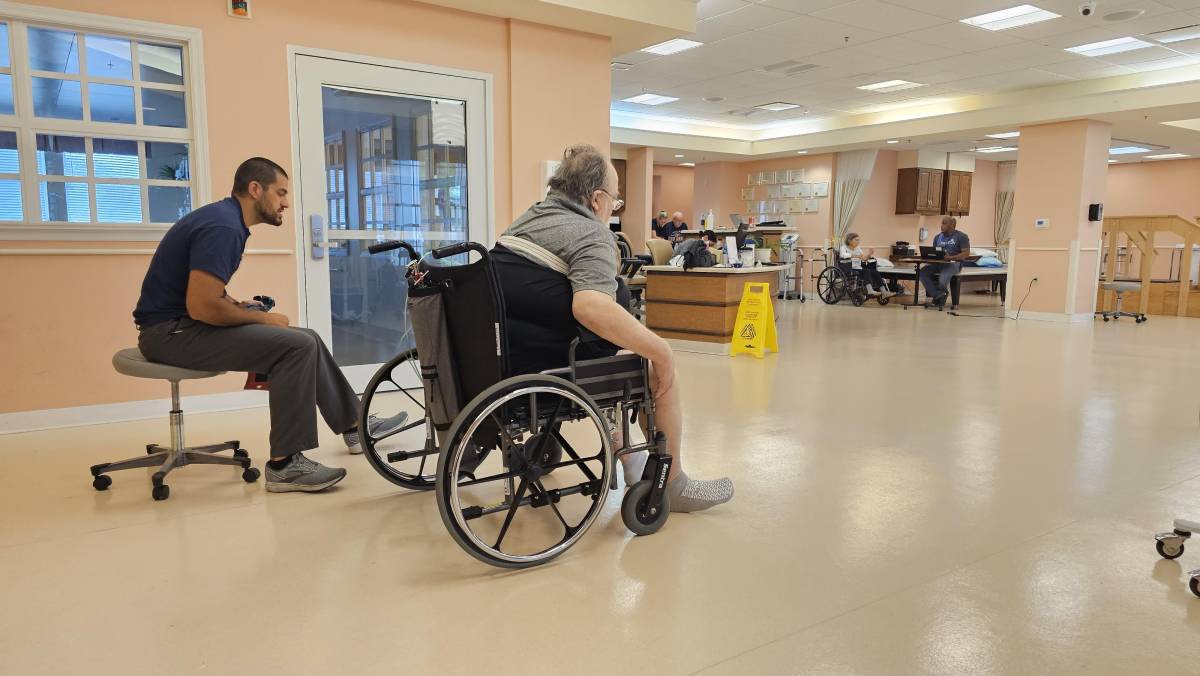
left=255, top=198, right=282, bottom=225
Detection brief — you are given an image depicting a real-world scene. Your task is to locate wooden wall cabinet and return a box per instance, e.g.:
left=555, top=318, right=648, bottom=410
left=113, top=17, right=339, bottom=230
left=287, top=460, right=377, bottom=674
left=943, top=170, right=972, bottom=216
left=895, top=167, right=944, bottom=215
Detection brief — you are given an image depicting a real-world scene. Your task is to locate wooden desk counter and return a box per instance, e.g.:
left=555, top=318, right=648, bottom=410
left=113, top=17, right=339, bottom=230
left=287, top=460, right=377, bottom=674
left=643, top=265, right=782, bottom=348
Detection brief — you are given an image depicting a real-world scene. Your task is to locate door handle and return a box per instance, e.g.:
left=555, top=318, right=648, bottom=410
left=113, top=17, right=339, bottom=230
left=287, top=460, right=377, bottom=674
left=310, top=214, right=326, bottom=260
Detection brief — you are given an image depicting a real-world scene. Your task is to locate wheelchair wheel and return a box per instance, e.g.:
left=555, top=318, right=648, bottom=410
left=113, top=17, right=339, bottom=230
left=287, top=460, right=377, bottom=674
left=360, top=349, right=438, bottom=490
left=877, top=293, right=890, bottom=306
left=817, top=267, right=846, bottom=305
left=849, top=284, right=867, bottom=306
left=436, top=374, right=613, bottom=568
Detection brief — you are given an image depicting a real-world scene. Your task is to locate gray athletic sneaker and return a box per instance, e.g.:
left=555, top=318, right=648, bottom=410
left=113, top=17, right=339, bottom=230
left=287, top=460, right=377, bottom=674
left=344, top=412, right=410, bottom=455
left=265, top=453, right=347, bottom=493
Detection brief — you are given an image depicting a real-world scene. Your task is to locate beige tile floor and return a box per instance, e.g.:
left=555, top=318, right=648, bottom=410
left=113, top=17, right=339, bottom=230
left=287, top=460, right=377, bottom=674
left=3, top=297, right=1200, bottom=675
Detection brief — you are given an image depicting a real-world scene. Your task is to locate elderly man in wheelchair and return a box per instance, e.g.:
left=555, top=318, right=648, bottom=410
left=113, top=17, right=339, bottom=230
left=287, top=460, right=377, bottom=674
left=357, top=144, right=732, bottom=569
left=817, top=232, right=895, bottom=307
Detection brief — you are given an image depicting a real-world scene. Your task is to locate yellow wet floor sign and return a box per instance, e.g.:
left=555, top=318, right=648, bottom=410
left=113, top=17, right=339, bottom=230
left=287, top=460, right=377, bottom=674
left=731, top=282, right=777, bottom=358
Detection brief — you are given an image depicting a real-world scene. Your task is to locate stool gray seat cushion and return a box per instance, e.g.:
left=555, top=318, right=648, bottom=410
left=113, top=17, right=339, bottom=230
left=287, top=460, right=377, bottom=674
left=1101, top=281, right=1141, bottom=292
left=112, top=348, right=224, bottom=381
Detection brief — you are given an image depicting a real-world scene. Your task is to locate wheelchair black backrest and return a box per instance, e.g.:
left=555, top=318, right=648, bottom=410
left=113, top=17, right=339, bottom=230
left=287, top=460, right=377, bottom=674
left=418, top=243, right=510, bottom=414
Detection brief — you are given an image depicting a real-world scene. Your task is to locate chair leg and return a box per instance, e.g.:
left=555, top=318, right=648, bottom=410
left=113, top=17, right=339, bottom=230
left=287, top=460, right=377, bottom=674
left=183, top=451, right=247, bottom=467
left=92, top=451, right=169, bottom=475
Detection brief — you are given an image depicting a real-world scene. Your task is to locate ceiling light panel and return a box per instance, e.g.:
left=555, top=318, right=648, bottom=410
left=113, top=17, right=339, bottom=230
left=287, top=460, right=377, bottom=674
left=961, top=5, right=1061, bottom=31
left=986, top=131, right=1021, bottom=139
left=857, top=79, right=925, bottom=93
left=1144, top=153, right=1189, bottom=159
left=1109, top=145, right=1151, bottom=154
left=641, top=38, right=703, bottom=56
left=1065, top=37, right=1154, bottom=57
left=755, top=102, right=801, bottom=111
left=975, top=146, right=1016, bottom=153
left=621, top=93, right=679, bottom=105
left=1149, top=25, right=1200, bottom=44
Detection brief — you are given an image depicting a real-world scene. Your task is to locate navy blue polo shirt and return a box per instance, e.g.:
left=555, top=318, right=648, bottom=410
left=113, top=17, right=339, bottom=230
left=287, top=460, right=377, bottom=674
left=934, top=229, right=970, bottom=257
left=133, top=197, right=250, bottom=327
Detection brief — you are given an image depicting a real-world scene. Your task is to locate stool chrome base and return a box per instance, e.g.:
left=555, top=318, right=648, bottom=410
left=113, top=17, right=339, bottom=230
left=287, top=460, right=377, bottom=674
left=89, top=381, right=260, bottom=500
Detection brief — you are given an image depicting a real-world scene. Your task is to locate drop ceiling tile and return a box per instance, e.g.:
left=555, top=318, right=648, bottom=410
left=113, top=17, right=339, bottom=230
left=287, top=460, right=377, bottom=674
left=685, top=17, right=756, bottom=43
left=1162, top=36, right=1200, bottom=52
left=751, top=0, right=857, bottom=12
left=854, top=36, right=964, bottom=63
left=697, top=0, right=753, bottom=20
left=811, top=0, right=948, bottom=34
left=971, top=42, right=1082, bottom=68
left=1031, top=26, right=1127, bottom=50
left=948, top=69, right=1073, bottom=92
left=752, top=15, right=888, bottom=46
left=1096, top=44, right=1184, bottom=64
left=917, top=51, right=1029, bottom=76
left=999, top=14, right=1091, bottom=41
left=901, top=21, right=1024, bottom=52
left=1125, top=54, right=1200, bottom=70
left=1162, top=0, right=1200, bottom=8
left=882, top=0, right=1028, bottom=21
left=612, top=50, right=661, bottom=65
left=1108, top=10, right=1200, bottom=36
left=802, top=45, right=916, bottom=70
left=1037, top=58, right=1136, bottom=75
left=703, top=3, right=804, bottom=31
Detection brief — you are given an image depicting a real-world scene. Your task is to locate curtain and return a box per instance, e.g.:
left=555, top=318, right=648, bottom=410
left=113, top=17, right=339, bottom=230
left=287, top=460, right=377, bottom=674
left=832, top=149, right=878, bottom=245
left=994, top=162, right=1016, bottom=261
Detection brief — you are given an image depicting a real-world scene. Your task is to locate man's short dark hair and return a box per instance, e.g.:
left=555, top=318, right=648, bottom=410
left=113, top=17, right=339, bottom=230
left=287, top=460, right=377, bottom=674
left=232, top=157, right=288, bottom=197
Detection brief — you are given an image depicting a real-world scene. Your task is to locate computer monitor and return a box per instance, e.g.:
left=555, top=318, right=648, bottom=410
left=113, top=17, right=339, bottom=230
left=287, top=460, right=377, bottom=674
left=728, top=213, right=743, bottom=229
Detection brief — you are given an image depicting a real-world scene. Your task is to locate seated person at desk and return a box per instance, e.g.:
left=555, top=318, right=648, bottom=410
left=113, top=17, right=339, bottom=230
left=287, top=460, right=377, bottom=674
left=839, top=232, right=895, bottom=299
left=651, top=209, right=668, bottom=234
left=919, top=216, right=971, bottom=308
left=492, top=144, right=733, bottom=513
left=655, top=211, right=688, bottom=242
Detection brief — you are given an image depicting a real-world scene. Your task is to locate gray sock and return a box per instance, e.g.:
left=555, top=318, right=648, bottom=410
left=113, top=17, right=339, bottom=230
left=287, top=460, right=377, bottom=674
left=667, top=471, right=733, bottom=513
left=620, top=450, right=648, bottom=486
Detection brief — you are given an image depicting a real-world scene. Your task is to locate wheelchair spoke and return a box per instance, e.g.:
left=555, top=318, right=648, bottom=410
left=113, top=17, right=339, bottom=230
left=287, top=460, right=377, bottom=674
left=552, top=428, right=601, bottom=484
left=490, top=413, right=517, bottom=448
left=457, top=469, right=520, bottom=488
left=534, top=480, right=578, bottom=536
left=494, top=476, right=530, bottom=550
left=531, top=397, right=565, bottom=458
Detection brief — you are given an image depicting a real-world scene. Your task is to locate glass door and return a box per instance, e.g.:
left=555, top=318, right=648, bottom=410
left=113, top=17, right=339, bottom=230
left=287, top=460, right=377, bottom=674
left=293, top=53, right=490, bottom=390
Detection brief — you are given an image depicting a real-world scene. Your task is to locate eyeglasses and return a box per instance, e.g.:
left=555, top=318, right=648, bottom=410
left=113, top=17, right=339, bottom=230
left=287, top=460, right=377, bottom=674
left=598, top=189, right=624, bottom=211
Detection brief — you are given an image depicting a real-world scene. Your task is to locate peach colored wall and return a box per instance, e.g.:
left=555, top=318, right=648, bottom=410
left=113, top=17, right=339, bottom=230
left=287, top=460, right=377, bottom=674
left=1009, top=119, right=1111, bottom=315
left=624, top=147, right=654, bottom=256
left=848, top=151, right=998, bottom=254
left=508, top=20, right=610, bottom=221
left=1105, top=159, right=1200, bottom=280
left=0, top=0, right=610, bottom=414
left=652, top=164, right=694, bottom=227
left=694, top=154, right=835, bottom=245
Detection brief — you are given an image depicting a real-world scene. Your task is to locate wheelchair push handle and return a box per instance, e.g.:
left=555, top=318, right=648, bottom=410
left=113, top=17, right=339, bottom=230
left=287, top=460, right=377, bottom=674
left=431, top=241, right=490, bottom=261
left=367, top=240, right=419, bottom=261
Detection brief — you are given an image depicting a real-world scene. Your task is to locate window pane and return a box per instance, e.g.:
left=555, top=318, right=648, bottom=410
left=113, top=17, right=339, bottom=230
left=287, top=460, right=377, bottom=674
left=28, top=28, right=79, bottom=74
left=0, top=179, right=21, bottom=220
left=142, top=88, right=186, bottom=127
left=0, top=24, right=10, bottom=69
left=36, top=135, right=87, bottom=176
left=88, top=83, right=135, bottom=124
left=95, top=183, right=142, bottom=223
left=0, top=130, right=17, bottom=173
left=149, top=185, right=191, bottom=223
left=0, top=74, right=12, bottom=115
left=146, top=142, right=189, bottom=180
left=93, top=138, right=139, bottom=178
left=32, top=77, right=82, bottom=120
left=85, top=35, right=132, bottom=79
left=138, top=43, right=184, bottom=85
left=39, top=181, right=89, bottom=222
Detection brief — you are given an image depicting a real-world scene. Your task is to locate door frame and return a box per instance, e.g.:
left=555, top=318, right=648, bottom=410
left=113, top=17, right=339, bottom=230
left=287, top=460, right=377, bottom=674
left=285, top=44, right=496, bottom=329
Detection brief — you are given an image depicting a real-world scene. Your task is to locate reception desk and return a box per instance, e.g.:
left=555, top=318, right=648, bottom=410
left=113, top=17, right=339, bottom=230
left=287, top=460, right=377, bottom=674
left=643, top=265, right=782, bottom=354
left=679, top=226, right=797, bottom=256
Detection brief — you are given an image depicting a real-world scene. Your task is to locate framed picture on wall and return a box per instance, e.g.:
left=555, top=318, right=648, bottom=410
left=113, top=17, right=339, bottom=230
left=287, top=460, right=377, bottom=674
left=747, top=173, right=756, bottom=185
left=804, top=199, right=819, bottom=213
left=788, top=169, right=805, bottom=183
left=774, top=169, right=789, bottom=184
left=767, top=185, right=782, bottom=199
left=756, top=171, right=771, bottom=184
left=813, top=182, right=830, bottom=198
left=787, top=199, right=803, bottom=213
left=740, top=187, right=756, bottom=201
left=781, top=184, right=800, bottom=198
left=799, top=183, right=813, bottom=198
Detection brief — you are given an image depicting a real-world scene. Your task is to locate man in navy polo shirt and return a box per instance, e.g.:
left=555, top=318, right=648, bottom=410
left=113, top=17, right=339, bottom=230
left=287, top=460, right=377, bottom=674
left=134, top=157, right=405, bottom=493
left=919, top=216, right=972, bottom=309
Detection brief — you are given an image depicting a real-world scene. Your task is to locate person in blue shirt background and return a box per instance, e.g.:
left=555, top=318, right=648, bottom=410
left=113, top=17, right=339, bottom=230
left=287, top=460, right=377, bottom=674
left=655, top=211, right=688, bottom=242
left=919, top=216, right=971, bottom=308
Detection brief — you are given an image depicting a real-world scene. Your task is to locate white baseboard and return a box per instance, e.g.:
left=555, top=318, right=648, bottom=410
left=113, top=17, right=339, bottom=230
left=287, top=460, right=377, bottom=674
left=0, top=390, right=269, bottom=435
left=1006, top=310, right=1096, bottom=323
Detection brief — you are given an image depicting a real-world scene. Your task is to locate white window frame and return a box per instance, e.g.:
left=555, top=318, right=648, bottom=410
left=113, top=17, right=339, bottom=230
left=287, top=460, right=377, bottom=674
left=0, top=1, right=209, bottom=241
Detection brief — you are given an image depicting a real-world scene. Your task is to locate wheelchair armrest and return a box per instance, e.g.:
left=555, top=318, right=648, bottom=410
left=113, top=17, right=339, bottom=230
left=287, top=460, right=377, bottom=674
left=620, top=258, right=645, bottom=278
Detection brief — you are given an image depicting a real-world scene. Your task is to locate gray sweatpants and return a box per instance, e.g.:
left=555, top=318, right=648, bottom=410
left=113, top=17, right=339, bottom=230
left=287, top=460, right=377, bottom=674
left=138, top=318, right=359, bottom=458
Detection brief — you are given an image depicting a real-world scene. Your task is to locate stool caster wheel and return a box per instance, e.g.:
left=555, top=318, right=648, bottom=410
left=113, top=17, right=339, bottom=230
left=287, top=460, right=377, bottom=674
left=242, top=467, right=261, bottom=483
left=234, top=449, right=249, bottom=460
left=621, top=480, right=670, bottom=536
left=92, top=475, right=112, bottom=491
left=1190, top=573, right=1200, bottom=598
left=152, top=484, right=170, bottom=501
left=1156, top=531, right=1188, bottom=560
left=1103, top=316, right=1110, bottom=322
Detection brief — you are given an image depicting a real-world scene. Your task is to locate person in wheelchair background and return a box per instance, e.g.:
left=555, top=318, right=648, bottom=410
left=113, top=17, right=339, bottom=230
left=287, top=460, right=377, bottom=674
left=839, top=232, right=895, bottom=299
left=491, top=144, right=733, bottom=513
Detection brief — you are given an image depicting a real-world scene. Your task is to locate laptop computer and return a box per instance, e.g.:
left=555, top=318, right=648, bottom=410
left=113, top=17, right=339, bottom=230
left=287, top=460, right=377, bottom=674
left=919, top=246, right=946, bottom=260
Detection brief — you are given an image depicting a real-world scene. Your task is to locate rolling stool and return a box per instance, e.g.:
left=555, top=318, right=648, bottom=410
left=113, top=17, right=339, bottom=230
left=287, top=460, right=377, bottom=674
left=92, top=348, right=260, bottom=501
left=1098, top=281, right=1147, bottom=323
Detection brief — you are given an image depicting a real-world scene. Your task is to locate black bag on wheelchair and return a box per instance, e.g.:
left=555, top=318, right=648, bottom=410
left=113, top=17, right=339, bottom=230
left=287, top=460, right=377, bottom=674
left=407, top=285, right=462, bottom=429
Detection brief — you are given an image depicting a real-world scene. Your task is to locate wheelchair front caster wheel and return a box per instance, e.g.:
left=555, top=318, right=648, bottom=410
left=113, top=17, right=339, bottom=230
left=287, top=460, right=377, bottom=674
left=1190, top=575, right=1200, bottom=598
left=242, top=467, right=261, bottom=483
left=233, top=449, right=249, bottom=460
left=152, top=484, right=170, bottom=501
left=622, top=480, right=669, bottom=536
left=92, top=475, right=112, bottom=491
left=1102, top=316, right=1110, bottom=322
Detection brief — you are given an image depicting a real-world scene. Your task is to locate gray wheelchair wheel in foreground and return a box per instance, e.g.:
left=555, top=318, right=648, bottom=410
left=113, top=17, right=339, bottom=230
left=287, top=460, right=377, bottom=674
left=435, top=374, right=614, bottom=569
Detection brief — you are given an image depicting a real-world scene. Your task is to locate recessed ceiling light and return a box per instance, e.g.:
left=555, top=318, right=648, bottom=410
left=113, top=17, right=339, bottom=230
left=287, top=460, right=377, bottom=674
left=679, top=162, right=695, bottom=167
left=1104, top=9, right=1144, bottom=22
left=1145, top=153, right=1190, bottom=159
left=986, top=131, right=1020, bottom=139
left=611, top=62, right=633, bottom=71
left=1148, top=24, right=1200, bottom=44
left=641, top=38, right=703, bottom=56
left=1109, top=159, right=1118, bottom=163
left=755, top=102, right=801, bottom=111
left=961, top=5, right=1060, bottom=31
left=887, top=139, right=899, bottom=144
left=674, top=154, right=685, bottom=158
left=857, top=80, right=924, bottom=92
left=796, top=150, right=808, bottom=154
left=975, top=146, right=1016, bottom=153
left=1109, top=145, right=1152, bottom=154
left=1066, top=37, right=1153, bottom=57
left=621, top=93, right=679, bottom=106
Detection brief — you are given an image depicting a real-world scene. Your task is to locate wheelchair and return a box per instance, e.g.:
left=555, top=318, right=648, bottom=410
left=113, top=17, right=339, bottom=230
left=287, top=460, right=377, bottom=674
left=356, top=239, right=672, bottom=569
left=816, top=253, right=891, bottom=307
